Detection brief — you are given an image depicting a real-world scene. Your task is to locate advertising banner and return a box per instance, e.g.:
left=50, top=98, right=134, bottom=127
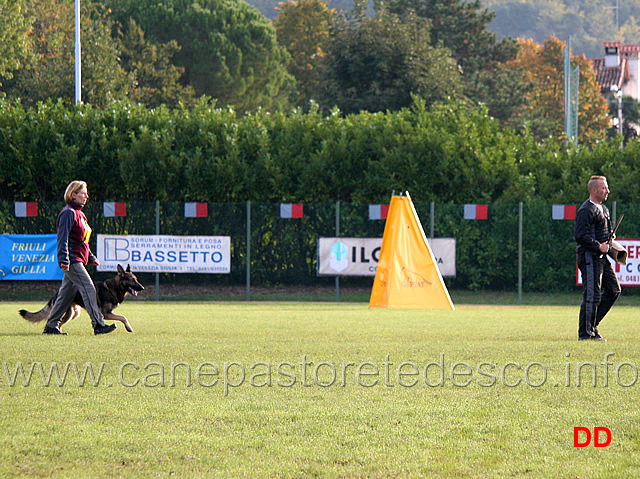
left=0, top=234, right=63, bottom=280
left=576, top=238, right=640, bottom=286
left=317, top=237, right=456, bottom=277
left=97, top=235, right=231, bottom=274
left=317, top=238, right=381, bottom=276
left=428, top=238, right=457, bottom=277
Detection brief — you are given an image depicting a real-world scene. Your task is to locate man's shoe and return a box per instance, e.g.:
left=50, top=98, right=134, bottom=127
left=94, top=324, right=117, bottom=335
left=578, top=335, right=607, bottom=341
left=43, top=326, right=68, bottom=335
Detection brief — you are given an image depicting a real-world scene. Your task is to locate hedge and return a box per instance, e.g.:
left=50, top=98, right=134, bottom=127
left=2, top=97, right=640, bottom=292
left=4, top=96, right=639, bottom=206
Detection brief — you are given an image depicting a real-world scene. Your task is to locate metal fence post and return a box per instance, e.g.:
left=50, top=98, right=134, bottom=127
left=335, top=200, right=340, bottom=302
left=246, top=200, right=251, bottom=302
left=429, top=201, right=435, bottom=238
left=518, top=201, right=523, bottom=305
left=155, top=200, right=160, bottom=301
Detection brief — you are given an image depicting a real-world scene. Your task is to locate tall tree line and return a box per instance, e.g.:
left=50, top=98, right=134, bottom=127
left=0, top=0, right=293, bottom=111
left=274, top=0, right=610, bottom=145
left=0, top=0, right=617, bottom=146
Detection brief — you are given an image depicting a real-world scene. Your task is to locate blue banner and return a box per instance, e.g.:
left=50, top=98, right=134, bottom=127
left=0, top=235, right=64, bottom=280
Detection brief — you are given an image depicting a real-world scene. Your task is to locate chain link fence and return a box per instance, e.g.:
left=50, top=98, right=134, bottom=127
left=2, top=200, right=639, bottom=296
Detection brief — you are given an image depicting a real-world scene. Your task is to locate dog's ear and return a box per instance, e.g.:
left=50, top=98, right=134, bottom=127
left=126, top=264, right=131, bottom=273
left=117, top=264, right=125, bottom=275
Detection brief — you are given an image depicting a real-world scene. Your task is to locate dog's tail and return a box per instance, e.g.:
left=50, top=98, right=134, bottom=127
left=19, top=296, right=56, bottom=323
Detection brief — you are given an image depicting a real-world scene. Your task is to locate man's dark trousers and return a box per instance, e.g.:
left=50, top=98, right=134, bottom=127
left=577, top=251, right=621, bottom=339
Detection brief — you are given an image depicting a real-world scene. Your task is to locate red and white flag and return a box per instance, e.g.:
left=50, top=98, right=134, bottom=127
left=14, top=202, right=38, bottom=217
left=552, top=204, right=576, bottom=220
left=185, top=202, right=208, bottom=218
left=103, top=202, right=127, bottom=217
left=280, top=203, right=304, bottom=219
left=368, top=204, right=389, bottom=220
left=463, top=204, right=488, bottom=220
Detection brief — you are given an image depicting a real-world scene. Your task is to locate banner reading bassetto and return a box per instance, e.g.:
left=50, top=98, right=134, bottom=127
left=97, top=234, right=231, bottom=274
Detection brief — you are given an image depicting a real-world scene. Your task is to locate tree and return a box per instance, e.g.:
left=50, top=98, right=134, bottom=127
left=273, top=0, right=334, bottom=107
left=387, top=0, right=500, bottom=70
left=106, top=0, right=295, bottom=113
left=607, top=94, right=640, bottom=144
left=0, top=0, right=32, bottom=86
left=1, top=0, right=131, bottom=108
left=316, top=7, right=462, bottom=114
left=505, top=36, right=609, bottom=146
left=386, top=0, right=525, bottom=124
left=118, top=18, right=197, bottom=109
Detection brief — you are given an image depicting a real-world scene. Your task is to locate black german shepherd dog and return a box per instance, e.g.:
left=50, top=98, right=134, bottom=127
left=20, top=264, right=144, bottom=333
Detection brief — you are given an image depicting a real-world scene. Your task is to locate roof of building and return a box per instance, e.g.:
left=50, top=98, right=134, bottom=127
left=603, top=41, right=640, bottom=53
left=591, top=56, right=629, bottom=94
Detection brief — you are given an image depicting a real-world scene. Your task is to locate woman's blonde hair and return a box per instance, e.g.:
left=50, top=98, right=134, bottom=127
left=64, top=180, right=87, bottom=204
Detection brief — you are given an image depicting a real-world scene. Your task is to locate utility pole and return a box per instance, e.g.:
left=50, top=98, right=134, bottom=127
left=75, top=0, right=81, bottom=105
left=605, top=0, right=620, bottom=41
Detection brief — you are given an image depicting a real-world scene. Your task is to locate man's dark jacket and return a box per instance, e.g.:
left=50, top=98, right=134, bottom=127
left=574, top=199, right=612, bottom=256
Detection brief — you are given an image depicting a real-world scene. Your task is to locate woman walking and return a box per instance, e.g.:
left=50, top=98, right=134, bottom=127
left=43, top=180, right=116, bottom=335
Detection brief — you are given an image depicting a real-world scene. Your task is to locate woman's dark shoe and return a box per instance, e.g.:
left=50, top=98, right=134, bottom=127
left=94, top=324, right=117, bottom=335
left=43, top=326, right=68, bottom=335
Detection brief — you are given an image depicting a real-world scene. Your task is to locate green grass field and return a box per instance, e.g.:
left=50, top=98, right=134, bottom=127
left=1, top=300, right=639, bottom=477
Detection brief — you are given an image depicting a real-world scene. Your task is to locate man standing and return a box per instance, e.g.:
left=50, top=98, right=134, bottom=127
left=575, top=175, right=621, bottom=341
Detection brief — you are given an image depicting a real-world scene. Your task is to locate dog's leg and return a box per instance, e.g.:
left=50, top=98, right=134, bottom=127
left=103, top=313, right=133, bottom=332
left=59, top=305, right=82, bottom=329
left=59, top=308, right=73, bottom=329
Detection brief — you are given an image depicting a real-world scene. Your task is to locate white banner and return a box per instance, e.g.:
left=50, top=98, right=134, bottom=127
left=429, top=238, right=456, bottom=277
left=317, top=237, right=456, bottom=277
left=317, top=238, right=381, bottom=276
left=577, top=238, right=640, bottom=286
left=97, top=235, right=231, bottom=274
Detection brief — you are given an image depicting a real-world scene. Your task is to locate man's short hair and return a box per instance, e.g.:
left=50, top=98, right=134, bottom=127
left=588, top=175, right=607, bottom=192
